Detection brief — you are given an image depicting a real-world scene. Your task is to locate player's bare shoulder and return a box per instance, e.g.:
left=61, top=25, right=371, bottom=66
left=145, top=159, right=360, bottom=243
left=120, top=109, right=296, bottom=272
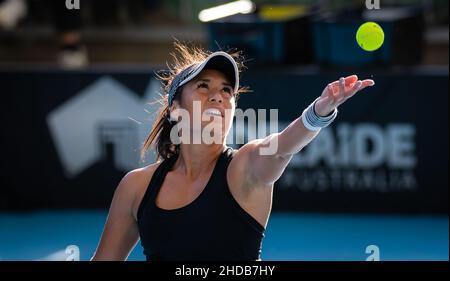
left=116, top=162, right=162, bottom=221
left=228, top=139, right=264, bottom=187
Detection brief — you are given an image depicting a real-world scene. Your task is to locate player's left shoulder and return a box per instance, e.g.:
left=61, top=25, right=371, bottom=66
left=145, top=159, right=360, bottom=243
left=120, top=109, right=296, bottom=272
left=228, top=140, right=267, bottom=188
left=231, top=139, right=263, bottom=160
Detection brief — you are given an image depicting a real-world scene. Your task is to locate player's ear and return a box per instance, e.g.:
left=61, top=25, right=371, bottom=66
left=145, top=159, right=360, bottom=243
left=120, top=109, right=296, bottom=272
left=169, top=100, right=180, bottom=121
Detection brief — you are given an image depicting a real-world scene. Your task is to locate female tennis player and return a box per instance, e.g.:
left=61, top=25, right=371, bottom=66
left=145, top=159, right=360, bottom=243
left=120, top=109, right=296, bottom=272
left=91, top=43, right=375, bottom=261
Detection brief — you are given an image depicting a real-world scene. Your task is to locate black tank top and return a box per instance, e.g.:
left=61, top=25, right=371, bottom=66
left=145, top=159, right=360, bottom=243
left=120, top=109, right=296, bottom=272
left=136, top=146, right=265, bottom=261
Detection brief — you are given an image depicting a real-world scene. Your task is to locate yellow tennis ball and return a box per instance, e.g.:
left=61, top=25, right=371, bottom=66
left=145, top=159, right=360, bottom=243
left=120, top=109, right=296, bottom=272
left=356, top=22, right=385, bottom=52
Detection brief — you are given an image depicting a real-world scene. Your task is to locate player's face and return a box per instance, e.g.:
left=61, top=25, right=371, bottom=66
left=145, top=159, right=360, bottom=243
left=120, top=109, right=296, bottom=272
left=177, top=69, right=236, bottom=142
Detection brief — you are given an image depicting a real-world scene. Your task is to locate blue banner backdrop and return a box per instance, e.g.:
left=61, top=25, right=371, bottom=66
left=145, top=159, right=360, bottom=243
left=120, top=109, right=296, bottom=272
left=0, top=67, right=448, bottom=213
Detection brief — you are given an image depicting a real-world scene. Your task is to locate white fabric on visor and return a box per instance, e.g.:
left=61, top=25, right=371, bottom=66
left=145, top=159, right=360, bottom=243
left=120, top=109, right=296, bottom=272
left=167, top=51, right=239, bottom=106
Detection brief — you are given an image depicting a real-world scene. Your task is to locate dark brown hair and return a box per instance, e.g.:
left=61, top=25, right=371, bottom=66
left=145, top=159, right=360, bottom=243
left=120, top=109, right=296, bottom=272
left=140, top=42, right=248, bottom=162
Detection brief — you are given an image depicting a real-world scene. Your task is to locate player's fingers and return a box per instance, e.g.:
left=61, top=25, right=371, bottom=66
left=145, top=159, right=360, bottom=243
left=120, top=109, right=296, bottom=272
left=346, top=79, right=375, bottom=99
left=345, top=75, right=358, bottom=87
left=362, top=79, right=375, bottom=87
left=321, top=83, right=333, bottom=98
left=358, top=79, right=376, bottom=91
left=338, top=77, right=346, bottom=100
left=329, top=75, right=358, bottom=93
left=345, top=80, right=363, bottom=99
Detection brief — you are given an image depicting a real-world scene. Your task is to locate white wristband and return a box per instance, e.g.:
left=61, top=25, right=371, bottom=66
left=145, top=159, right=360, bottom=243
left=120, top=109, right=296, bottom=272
left=301, top=98, right=338, bottom=131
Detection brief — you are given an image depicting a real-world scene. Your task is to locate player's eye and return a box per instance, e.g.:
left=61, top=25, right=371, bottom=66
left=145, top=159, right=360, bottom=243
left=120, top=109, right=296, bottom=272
left=197, top=82, right=209, bottom=89
left=222, top=87, right=232, bottom=94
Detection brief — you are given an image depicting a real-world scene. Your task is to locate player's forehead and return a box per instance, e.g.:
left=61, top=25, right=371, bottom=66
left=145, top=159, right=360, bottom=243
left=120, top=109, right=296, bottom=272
left=193, top=69, right=232, bottom=86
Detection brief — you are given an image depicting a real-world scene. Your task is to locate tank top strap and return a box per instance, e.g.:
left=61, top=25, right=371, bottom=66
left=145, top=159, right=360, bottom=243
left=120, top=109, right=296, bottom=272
left=137, top=146, right=235, bottom=222
left=211, top=146, right=237, bottom=179
left=223, top=146, right=238, bottom=164
left=137, top=154, right=179, bottom=222
left=213, top=146, right=266, bottom=234
left=201, top=146, right=236, bottom=188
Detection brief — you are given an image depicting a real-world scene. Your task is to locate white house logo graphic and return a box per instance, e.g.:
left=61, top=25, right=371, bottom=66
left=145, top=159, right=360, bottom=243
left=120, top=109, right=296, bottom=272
left=45, top=75, right=260, bottom=178
left=46, top=76, right=160, bottom=178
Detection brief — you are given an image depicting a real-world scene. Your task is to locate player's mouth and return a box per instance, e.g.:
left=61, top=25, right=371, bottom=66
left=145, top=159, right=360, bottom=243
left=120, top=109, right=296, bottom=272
left=203, top=108, right=223, bottom=118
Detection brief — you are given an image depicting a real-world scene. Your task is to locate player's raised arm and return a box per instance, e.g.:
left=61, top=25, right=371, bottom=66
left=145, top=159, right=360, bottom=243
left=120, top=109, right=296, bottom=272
left=240, top=75, right=375, bottom=187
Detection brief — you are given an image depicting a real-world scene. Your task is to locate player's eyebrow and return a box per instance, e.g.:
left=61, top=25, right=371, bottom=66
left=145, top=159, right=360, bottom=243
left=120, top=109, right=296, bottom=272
left=196, top=78, right=232, bottom=87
